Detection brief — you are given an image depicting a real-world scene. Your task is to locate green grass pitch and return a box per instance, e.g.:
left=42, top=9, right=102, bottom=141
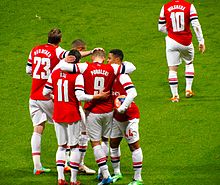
left=0, top=0, right=219, bottom=184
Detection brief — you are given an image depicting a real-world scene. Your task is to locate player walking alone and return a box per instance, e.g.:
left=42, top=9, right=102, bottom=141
left=158, top=0, right=205, bottom=102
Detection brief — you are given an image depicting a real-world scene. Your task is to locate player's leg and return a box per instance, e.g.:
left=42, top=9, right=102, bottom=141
left=68, top=121, right=81, bottom=185
left=125, top=119, right=143, bottom=185
left=110, top=118, right=124, bottom=182
left=29, top=99, right=52, bottom=174
left=78, top=108, right=96, bottom=174
left=54, top=122, right=68, bottom=185
left=87, top=112, right=113, bottom=185
left=166, top=36, right=181, bottom=102
left=182, top=43, right=195, bottom=97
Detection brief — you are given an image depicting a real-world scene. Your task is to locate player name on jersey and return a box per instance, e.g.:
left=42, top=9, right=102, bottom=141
left=34, top=49, right=52, bottom=57
left=168, top=5, right=186, bottom=12
left=90, top=69, right=109, bottom=76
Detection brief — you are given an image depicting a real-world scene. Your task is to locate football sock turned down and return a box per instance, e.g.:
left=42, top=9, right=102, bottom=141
left=185, top=63, right=194, bottom=91
left=93, top=145, right=110, bottom=179
left=56, top=146, right=66, bottom=180
left=31, top=132, right=42, bottom=169
left=168, top=70, right=178, bottom=97
left=132, top=148, right=143, bottom=181
left=69, top=148, right=81, bottom=182
left=110, top=147, right=121, bottom=175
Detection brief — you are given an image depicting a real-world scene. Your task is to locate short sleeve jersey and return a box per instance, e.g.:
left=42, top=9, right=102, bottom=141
left=163, top=0, right=193, bottom=45
left=83, top=62, right=118, bottom=113
left=112, top=74, right=140, bottom=122
left=45, top=69, right=81, bottom=123
left=27, top=44, right=67, bottom=100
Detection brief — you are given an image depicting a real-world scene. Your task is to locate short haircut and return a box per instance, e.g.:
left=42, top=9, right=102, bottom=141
left=92, top=49, right=106, bottom=58
left=109, top=49, right=124, bottom=61
left=71, top=39, right=86, bottom=50
left=48, top=28, right=62, bottom=45
left=68, top=49, right=81, bottom=63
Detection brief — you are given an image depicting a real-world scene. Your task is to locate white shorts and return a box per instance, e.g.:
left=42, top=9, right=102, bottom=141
left=166, top=36, right=194, bottom=67
left=29, top=99, right=54, bottom=126
left=110, top=118, right=140, bottom=144
left=54, top=121, right=80, bottom=146
left=86, top=111, right=113, bottom=142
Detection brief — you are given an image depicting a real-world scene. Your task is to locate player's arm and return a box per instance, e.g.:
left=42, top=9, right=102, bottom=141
left=75, top=74, right=110, bottom=101
left=190, top=4, right=205, bottom=53
left=80, top=47, right=104, bottom=57
left=56, top=46, right=69, bottom=60
left=158, top=6, right=167, bottom=34
left=42, top=74, right=54, bottom=99
left=59, top=58, right=88, bottom=73
left=80, top=50, right=93, bottom=57
left=117, top=74, right=137, bottom=113
left=111, top=61, right=136, bottom=76
left=26, top=51, right=32, bottom=76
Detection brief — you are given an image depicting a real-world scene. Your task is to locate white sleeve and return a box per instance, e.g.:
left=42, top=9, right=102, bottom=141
left=158, top=6, right=167, bottom=34
left=118, top=74, right=137, bottom=111
left=190, top=4, right=204, bottom=44
left=55, top=46, right=69, bottom=60
left=75, top=74, right=93, bottom=101
left=26, top=51, right=32, bottom=75
left=60, top=61, right=88, bottom=73
left=43, top=75, right=53, bottom=97
left=111, top=62, right=136, bottom=75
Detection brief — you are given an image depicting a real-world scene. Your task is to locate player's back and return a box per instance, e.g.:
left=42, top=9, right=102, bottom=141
left=164, top=0, right=192, bottom=45
left=29, top=44, right=62, bottom=100
left=83, top=62, right=116, bottom=113
left=50, top=69, right=81, bottom=123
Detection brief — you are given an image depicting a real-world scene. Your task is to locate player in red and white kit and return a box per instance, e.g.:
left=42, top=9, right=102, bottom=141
left=59, top=48, right=136, bottom=185
left=26, top=28, right=69, bottom=175
left=158, top=0, right=205, bottom=102
left=43, top=50, right=109, bottom=185
left=107, top=49, right=143, bottom=185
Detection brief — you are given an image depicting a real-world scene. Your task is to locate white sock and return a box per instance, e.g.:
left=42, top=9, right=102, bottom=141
left=65, top=147, right=70, bottom=166
left=132, top=148, right=143, bottom=181
left=69, top=148, right=81, bottom=183
left=110, top=147, right=121, bottom=175
left=101, top=141, right=109, bottom=159
left=31, top=132, right=42, bottom=169
left=56, top=146, right=66, bottom=180
left=168, top=70, right=178, bottom=97
left=78, top=134, right=89, bottom=166
left=185, top=63, right=194, bottom=91
left=93, top=145, right=110, bottom=179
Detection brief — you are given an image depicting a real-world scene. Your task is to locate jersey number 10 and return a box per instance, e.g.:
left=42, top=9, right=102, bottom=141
left=170, top=12, right=185, bottom=32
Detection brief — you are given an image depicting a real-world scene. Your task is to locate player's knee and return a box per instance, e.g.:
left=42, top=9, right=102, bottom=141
left=110, top=138, right=121, bottom=148
left=128, top=141, right=140, bottom=152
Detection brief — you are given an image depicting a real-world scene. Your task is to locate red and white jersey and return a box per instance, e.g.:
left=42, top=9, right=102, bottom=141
left=112, top=74, right=140, bottom=122
left=26, top=43, right=68, bottom=100
left=59, top=60, right=136, bottom=113
left=158, top=0, right=199, bottom=46
left=44, top=69, right=81, bottom=123
left=82, top=62, right=121, bottom=113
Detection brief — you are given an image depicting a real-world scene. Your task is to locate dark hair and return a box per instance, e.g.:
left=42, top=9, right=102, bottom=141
left=48, top=28, right=62, bottom=45
left=71, top=39, right=86, bottom=50
left=109, top=49, right=124, bottom=61
left=68, top=49, right=81, bottom=63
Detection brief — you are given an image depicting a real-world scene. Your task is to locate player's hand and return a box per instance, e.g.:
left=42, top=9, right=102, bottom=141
left=92, top=47, right=105, bottom=53
left=98, top=90, right=110, bottom=100
left=93, top=90, right=110, bottom=100
left=65, top=55, right=76, bottom=63
left=199, top=43, right=205, bottom=54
